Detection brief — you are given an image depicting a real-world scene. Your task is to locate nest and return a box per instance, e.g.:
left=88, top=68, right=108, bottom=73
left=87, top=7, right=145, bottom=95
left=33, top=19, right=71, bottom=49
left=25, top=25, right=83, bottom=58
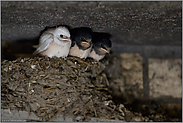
left=1, top=56, right=125, bottom=122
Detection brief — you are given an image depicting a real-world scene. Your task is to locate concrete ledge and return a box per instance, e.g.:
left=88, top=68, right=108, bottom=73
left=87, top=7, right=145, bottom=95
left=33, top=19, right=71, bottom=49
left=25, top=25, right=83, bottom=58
left=1, top=1, right=182, bottom=46
left=112, top=44, right=182, bottom=58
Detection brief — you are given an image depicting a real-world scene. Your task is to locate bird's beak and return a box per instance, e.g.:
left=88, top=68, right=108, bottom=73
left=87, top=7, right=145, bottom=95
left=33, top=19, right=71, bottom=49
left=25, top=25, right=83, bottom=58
left=81, top=41, right=90, bottom=45
left=68, top=38, right=71, bottom=42
left=62, top=38, right=71, bottom=42
left=86, top=39, right=91, bottom=42
left=81, top=41, right=91, bottom=47
left=100, top=47, right=109, bottom=53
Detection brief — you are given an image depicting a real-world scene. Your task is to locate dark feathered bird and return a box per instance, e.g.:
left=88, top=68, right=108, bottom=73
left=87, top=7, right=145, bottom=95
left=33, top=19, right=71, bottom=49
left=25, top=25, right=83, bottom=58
left=88, top=32, right=112, bottom=61
left=69, top=27, right=93, bottom=59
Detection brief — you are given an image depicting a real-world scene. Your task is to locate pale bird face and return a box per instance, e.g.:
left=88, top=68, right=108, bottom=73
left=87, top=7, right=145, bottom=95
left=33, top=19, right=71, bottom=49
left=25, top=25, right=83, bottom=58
left=54, top=26, right=71, bottom=43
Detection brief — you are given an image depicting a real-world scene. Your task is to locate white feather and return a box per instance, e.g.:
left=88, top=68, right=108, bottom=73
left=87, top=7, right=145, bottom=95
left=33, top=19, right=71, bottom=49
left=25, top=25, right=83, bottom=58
left=54, top=26, right=70, bottom=37
left=33, top=26, right=71, bottom=58
left=54, top=37, right=70, bottom=46
left=33, top=32, right=53, bottom=54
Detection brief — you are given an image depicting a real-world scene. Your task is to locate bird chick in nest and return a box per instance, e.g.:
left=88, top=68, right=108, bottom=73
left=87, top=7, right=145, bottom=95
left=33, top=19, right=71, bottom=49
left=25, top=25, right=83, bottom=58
left=33, top=26, right=71, bottom=58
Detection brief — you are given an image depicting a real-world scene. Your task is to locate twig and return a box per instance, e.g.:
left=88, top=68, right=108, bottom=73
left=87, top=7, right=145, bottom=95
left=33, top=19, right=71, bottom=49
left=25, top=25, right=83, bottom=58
left=38, top=112, right=46, bottom=117
left=74, top=110, right=79, bottom=115
left=8, top=106, right=11, bottom=114
left=96, top=88, right=108, bottom=91
left=47, top=100, right=72, bottom=121
left=41, top=73, right=53, bottom=80
left=36, top=61, right=42, bottom=70
left=68, top=57, right=92, bottom=66
left=84, top=99, right=92, bottom=107
left=77, top=68, right=81, bottom=76
left=109, top=116, right=115, bottom=119
left=91, top=98, right=97, bottom=117
left=58, top=82, right=73, bottom=87
left=40, top=107, right=48, bottom=110
left=102, top=73, right=109, bottom=86
left=46, top=109, right=58, bottom=121
left=45, top=61, right=50, bottom=70
left=31, top=81, right=37, bottom=83
left=43, top=87, right=55, bottom=90
left=106, top=106, right=114, bottom=112
left=45, top=66, right=49, bottom=69
left=47, top=104, right=54, bottom=107
left=66, top=77, right=77, bottom=83
left=58, top=101, right=70, bottom=111
left=32, top=110, right=39, bottom=117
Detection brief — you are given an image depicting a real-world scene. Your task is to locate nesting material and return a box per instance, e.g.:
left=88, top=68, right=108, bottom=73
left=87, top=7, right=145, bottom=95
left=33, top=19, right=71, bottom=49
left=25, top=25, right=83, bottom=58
left=1, top=56, right=124, bottom=122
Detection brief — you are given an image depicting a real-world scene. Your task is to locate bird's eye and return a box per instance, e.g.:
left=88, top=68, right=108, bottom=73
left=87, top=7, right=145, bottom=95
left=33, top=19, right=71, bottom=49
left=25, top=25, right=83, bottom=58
left=80, top=37, right=85, bottom=41
left=60, top=35, right=64, bottom=38
left=100, top=43, right=105, bottom=48
left=60, top=35, right=67, bottom=39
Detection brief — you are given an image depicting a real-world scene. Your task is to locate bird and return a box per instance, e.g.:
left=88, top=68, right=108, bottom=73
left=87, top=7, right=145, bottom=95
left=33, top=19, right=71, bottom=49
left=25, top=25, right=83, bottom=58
left=87, top=32, right=112, bottom=61
left=33, top=26, right=71, bottom=58
left=69, top=27, right=93, bottom=59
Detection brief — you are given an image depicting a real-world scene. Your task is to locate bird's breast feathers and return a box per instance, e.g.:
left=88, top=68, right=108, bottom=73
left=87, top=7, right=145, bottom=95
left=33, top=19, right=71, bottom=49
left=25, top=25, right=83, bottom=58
left=40, top=40, right=71, bottom=58
left=88, top=49, right=105, bottom=61
left=69, top=44, right=92, bottom=59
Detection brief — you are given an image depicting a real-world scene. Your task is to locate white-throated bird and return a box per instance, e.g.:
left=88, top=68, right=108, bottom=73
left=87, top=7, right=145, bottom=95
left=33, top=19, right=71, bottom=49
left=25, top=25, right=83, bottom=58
left=33, top=26, right=71, bottom=58
left=69, top=27, right=93, bottom=59
left=88, top=32, right=112, bottom=61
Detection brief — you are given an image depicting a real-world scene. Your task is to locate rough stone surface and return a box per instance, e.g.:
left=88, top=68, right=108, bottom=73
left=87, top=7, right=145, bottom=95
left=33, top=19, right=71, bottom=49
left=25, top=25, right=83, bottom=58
left=108, top=53, right=182, bottom=100
left=1, top=1, right=182, bottom=46
left=120, top=53, right=144, bottom=99
left=149, top=58, right=182, bottom=98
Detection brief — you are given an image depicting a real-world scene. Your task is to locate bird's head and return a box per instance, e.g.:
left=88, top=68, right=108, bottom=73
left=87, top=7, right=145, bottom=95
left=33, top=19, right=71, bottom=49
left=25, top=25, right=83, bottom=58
left=71, top=27, right=92, bottom=50
left=93, top=37, right=112, bottom=55
left=76, top=34, right=92, bottom=50
left=54, top=26, right=71, bottom=46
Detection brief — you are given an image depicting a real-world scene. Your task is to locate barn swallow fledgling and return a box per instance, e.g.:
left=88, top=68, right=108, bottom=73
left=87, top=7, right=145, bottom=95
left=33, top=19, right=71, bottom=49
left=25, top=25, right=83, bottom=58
left=69, top=27, right=93, bottom=59
left=88, top=32, right=112, bottom=61
left=33, top=26, right=71, bottom=58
